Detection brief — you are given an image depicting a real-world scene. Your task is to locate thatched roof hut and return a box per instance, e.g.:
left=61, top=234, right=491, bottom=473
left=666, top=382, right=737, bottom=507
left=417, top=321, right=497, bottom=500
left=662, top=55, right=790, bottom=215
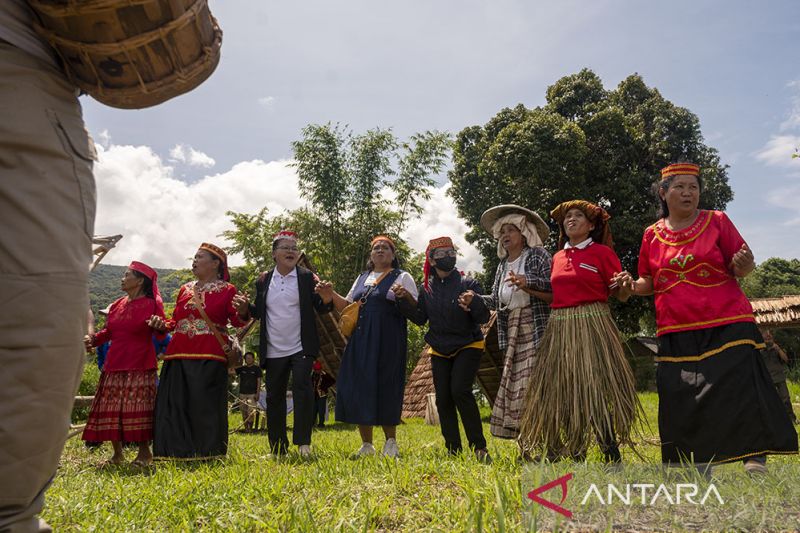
left=750, top=296, right=800, bottom=328
left=402, top=312, right=505, bottom=420
left=401, top=347, right=433, bottom=418
left=299, top=254, right=347, bottom=378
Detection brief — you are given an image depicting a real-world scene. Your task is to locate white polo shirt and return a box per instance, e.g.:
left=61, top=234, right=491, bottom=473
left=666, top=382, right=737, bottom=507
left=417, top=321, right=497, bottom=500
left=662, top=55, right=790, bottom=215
left=265, top=268, right=303, bottom=358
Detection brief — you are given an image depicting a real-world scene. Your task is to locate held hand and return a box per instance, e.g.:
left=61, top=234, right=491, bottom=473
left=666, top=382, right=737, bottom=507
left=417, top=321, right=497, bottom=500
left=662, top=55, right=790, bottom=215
left=458, top=290, right=475, bottom=311
left=391, top=283, right=412, bottom=302
left=232, top=293, right=250, bottom=315
left=83, top=334, right=94, bottom=352
left=611, top=271, right=632, bottom=300
left=612, top=271, right=635, bottom=292
left=147, top=315, right=166, bottom=331
left=314, top=280, right=334, bottom=303
left=731, top=243, right=755, bottom=274
left=504, top=270, right=527, bottom=290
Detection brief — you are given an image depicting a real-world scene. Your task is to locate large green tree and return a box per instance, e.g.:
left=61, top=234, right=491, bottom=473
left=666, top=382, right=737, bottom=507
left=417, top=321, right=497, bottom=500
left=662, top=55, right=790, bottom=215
left=741, top=257, right=800, bottom=299
left=449, top=69, right=734, bottom=334
left=223, top=124, right=450, bottom=372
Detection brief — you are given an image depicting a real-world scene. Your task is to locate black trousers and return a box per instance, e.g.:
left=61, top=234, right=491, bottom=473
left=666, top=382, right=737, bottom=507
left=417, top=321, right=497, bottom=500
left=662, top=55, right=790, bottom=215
left=315, top=395, right=327, bottom=426
left=264, top=351, right=314, bottom=453
left=431, top=348, right=487, bottom=452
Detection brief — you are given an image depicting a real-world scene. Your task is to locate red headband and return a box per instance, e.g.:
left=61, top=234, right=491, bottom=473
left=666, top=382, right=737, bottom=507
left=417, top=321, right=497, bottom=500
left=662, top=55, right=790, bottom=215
left=660, top=163, right=700, bottom=181
left=273, top=230, right=298, bottom=243
left=129, top=261, right=163, bottom=314
left=423, top=236, right=455, bottom=292
left=371, top=235, right=396, bottom=251
left=199, top=242, right=230, bottom=282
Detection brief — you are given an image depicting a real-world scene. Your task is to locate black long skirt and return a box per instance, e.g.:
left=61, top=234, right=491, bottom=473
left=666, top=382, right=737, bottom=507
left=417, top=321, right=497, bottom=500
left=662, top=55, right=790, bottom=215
left=153, top=359, right=228, bottom=460
left=656, top=321, right=797, bottom=464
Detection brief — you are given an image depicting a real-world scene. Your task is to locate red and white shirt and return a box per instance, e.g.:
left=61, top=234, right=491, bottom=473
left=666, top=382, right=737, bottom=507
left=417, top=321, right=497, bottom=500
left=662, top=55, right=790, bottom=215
left=550, top=238, right=622, bottom=309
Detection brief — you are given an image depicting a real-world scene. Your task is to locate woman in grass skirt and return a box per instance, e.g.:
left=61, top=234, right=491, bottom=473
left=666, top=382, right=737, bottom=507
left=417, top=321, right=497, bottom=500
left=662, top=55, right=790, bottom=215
left=149, top=243, right=246, bottom=461
left=519, top=200, right=642, bottom=462
left=616, top=163, right=797, bottom=472
left=82, top=261, right=165, bottom=466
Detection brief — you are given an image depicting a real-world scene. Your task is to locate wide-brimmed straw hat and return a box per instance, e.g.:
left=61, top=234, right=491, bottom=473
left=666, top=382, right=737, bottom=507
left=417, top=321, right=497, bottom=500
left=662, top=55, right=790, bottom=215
left=480, top=204, right=550, bottom=243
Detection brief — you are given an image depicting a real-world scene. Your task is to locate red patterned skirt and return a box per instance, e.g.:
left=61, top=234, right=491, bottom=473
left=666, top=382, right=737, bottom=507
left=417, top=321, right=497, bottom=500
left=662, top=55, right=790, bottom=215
left=82, top=369, right=157, bottom=442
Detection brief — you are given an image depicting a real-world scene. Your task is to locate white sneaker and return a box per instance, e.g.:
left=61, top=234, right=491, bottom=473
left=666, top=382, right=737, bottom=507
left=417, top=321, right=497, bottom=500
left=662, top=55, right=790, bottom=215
left=356, top=442, right=376, bottom=457
left=298, top=445, right=312, bottom=458
left=382, top=438, right=399, bottom=458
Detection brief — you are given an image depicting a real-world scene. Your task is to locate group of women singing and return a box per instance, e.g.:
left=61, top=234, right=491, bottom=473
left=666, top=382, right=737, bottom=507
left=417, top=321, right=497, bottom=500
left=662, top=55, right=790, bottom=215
left=82, top=161, right=797, bottom=470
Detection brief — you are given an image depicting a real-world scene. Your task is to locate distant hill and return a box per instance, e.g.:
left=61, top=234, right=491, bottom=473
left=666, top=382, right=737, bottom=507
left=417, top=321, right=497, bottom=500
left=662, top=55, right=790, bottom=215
left=89, top=264, right=187, bottom=314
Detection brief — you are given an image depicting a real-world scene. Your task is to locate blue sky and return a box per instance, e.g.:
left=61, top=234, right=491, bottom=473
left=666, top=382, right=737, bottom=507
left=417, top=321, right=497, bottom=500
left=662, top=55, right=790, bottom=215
left=83, top=0, right=800, bottom=270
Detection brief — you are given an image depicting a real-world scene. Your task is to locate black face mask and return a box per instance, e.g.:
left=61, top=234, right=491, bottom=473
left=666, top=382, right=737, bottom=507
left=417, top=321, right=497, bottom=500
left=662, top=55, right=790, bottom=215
left=433, top=256, right=457, bottom=272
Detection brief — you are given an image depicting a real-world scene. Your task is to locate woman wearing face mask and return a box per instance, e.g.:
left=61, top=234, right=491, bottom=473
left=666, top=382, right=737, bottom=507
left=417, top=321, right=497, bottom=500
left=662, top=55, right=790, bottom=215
left=394, top=236, right=492, bottom=463
left=328, top=236, right=417, bottom=458
left=469, top=205, right=553, bottom=443
left=519, top=200, right=642, bottom=463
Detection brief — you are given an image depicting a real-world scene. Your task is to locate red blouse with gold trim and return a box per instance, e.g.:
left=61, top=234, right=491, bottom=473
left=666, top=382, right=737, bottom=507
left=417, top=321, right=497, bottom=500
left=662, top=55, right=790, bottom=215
left=637, top=210, right=754, bottom=336
left=162, top=280, right=245, bottom=363
left=92, top=296, right=165, bottom=372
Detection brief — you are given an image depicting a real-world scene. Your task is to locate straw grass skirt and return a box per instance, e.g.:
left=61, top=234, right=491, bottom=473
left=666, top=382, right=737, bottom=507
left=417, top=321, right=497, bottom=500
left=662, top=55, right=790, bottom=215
left=518, top=302, right=642, bottom=458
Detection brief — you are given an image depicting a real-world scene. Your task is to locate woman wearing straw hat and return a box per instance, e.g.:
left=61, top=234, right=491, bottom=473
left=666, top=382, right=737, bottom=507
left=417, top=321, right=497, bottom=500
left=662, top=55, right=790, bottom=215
left=518, top=201, right=642, bottom=463
left=328, top=236, right=417, bottom=458
left=148, top=243, right=247, bottom=460
left=82, top=261, right=165, bottom=467
left=462, top=205, right=553, bottom=441
left=615, top=162, right=797, bottom=472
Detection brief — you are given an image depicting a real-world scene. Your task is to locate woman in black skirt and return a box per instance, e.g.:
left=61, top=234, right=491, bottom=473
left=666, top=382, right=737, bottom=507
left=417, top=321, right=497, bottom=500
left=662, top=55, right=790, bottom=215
left=149, top=243, right=246, bottom=460
left=616, top=162, right=797, bottom=472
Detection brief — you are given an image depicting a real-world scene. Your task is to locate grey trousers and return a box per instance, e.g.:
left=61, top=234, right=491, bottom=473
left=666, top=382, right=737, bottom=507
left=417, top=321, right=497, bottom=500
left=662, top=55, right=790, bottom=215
left=0, top=41, right=96, bottom=533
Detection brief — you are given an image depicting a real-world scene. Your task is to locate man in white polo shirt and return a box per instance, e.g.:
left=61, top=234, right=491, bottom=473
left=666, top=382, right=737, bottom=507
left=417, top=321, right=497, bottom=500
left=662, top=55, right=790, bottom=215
left=233, top=231, right=333, bottom=458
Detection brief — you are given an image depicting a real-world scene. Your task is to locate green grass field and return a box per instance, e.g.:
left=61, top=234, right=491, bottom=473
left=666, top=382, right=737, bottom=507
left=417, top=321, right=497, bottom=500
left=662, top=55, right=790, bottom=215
left=45, top=385, right=800, bottom=532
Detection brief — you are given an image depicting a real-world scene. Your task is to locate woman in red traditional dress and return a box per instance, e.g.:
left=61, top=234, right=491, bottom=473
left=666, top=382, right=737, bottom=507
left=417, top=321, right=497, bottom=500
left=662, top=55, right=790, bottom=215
left=616, top=162, right=797, bottom=472
left=82, top=261, right=165, bottom=466
left=149, top=243, right=246, bottom=460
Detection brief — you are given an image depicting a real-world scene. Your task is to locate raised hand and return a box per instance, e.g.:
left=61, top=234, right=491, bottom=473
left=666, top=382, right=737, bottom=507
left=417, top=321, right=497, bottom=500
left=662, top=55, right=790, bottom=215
left=731, top=243, right=755, bottom=274
left=458, top=290, right=475, bottom=311
left=504, top=270, right=527, bottom=290
left=232, top=293, right=250, bottom=316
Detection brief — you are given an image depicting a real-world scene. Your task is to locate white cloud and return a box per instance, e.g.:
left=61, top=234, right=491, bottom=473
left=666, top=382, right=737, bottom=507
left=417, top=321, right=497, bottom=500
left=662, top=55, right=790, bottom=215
left=93, top=143, right=301, bottom=269
left=96, top=129, right=111, bottom=149
left=766, top=185, right=800, bottom=226
left=258, top=96, right=276, bottom=109
left=168, top=143, right=216, bottom=168
left=754, top=135, right=800, bottom=168
left=402, top=183, right=482, bottom=274
left=93, top=140, right=483, bottom=276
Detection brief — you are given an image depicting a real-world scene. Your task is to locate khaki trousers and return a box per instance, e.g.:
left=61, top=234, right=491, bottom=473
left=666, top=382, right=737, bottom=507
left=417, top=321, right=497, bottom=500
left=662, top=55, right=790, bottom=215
left=0, top=41, right=96, bottom=533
